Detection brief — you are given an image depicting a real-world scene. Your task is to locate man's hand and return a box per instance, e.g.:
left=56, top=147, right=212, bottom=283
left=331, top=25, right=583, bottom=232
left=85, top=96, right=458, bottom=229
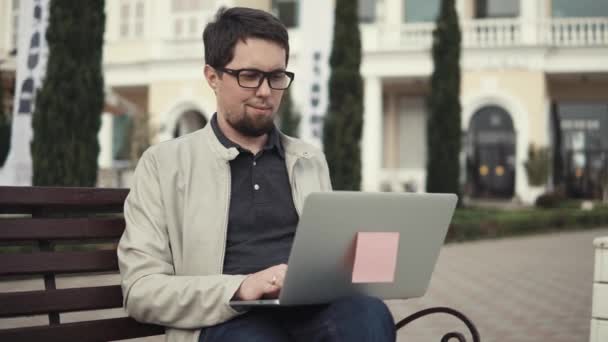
left=233, top=264, right=288, bottom=301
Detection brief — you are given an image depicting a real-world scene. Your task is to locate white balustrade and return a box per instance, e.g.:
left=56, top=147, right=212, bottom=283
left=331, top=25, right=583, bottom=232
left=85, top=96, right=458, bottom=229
left=378, top=17, right=608, bottom=51
left=398, top=22, right=434, bottom=50
left=462, top=18, right=522, bottom=48
left=546, top=17, right=608, bottom=47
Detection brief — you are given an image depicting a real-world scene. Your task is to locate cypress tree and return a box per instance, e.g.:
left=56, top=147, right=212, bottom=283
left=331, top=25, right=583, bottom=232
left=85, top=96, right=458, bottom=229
left=426, top=0, right=461, bottom=196
left=278, top=88, right=300, bottom=137
left=31, top=1, right=105, bottom=186
left=323, top=0, right=363, bottom=190
left=0, top=76, right=10, bottom=167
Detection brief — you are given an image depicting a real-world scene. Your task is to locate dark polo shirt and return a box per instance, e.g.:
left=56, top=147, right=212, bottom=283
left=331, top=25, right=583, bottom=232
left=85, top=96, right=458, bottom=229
left=210, top=114, right=299, bottom=275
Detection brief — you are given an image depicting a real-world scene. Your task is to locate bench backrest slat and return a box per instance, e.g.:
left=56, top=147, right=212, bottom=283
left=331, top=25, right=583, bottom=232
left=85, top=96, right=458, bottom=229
left=0, top=285, right=123, bottom=317
left=0, top=250, right=118, bottom=276
left=0, top=317, right=165, bottom=342
left=0, top=186, right=130, bottom=207
left=0, top=218, right=125, bottom=240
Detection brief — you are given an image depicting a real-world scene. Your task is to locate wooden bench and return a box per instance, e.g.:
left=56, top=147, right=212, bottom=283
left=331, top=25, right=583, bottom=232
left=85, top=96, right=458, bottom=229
left=0, top=186, right=479, bottom=341
left=0, top=186, right=164, bottom=341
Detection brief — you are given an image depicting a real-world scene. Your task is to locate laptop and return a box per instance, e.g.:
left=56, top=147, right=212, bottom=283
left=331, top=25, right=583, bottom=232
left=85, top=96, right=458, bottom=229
left=230, top=191, right=457, bottom=307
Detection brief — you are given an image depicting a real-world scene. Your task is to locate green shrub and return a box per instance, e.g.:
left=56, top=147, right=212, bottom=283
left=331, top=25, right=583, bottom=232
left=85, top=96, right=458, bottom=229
left=535, top=191, right=566, bottom=209
left=524, top=144, right=550, bottom=186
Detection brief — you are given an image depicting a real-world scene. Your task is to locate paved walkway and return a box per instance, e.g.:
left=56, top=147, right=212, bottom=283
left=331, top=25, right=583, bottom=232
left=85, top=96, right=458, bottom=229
left=2, top=228, right=606, bottom=342
left=389, top=228, right=608, bottom=342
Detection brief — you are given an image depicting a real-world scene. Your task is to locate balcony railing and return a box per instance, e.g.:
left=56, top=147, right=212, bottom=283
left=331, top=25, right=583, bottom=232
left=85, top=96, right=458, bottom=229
left=379, top=17, right=608, bottom=50
left=546, top=17, right=608, bottom=46
left=462, top=18, right=521, bottom=47
left=399, top=22, right=434, bottom=49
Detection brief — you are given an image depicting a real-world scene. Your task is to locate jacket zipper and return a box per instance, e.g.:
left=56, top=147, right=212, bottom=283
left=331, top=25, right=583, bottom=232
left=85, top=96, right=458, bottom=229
left=290, top=156, right=302, bottom=217
left=218, top=161, right=231, bottom=273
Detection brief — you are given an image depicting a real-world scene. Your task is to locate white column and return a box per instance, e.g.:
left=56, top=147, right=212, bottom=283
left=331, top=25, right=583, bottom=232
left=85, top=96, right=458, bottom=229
left=0, top=0, right=10, bottom=54
left=455, top=0, right=467, bottom=21
left=379, top=0, right=403, bottom=47
left=98, top=113, right=114, bottom=169
left=154, top=0, right=172, bottom=41
left=383, top=0, right=403, bottom=26
left=520, top=0, right=540, bottom=45
left=515, top=114, right=531, bottom=203
left=362, top=76, right=382, bottom=191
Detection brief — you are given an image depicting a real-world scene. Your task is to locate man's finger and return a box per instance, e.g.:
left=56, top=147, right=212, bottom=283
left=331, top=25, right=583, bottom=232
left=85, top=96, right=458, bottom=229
left=263, top=284, right=281, bottom=299
left=264, top=282, right=280, bottom=293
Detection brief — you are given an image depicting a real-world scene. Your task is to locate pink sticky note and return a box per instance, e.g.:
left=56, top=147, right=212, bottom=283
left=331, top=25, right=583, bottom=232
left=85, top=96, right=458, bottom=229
left=352, top=232, right=399, bottom=283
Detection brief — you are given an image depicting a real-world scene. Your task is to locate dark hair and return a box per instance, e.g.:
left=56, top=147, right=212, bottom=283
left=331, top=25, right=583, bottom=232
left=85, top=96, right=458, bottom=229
left=203, top=7, right=290, bottom=68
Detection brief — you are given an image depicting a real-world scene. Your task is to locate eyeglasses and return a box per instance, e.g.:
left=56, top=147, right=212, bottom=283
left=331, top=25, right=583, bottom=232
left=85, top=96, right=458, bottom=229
left=215, top=67, right=295, bottom=90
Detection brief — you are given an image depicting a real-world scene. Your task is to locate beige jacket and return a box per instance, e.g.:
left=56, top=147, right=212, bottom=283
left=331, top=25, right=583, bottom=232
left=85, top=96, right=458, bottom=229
left=117, top=124, right=332, bottom=342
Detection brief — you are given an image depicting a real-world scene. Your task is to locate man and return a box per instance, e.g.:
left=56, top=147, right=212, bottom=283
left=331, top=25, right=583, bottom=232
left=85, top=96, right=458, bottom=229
left=118, top=7, right=396, bottom=342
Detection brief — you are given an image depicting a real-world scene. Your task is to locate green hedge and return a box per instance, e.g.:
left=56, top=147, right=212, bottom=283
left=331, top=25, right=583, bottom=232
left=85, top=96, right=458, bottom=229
left=447, top=205, right=608, bottom=242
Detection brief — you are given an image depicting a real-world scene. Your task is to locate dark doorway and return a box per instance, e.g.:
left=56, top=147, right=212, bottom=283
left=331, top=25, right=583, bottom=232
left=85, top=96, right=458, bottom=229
left=466, top=106, right=516, bottom=198
left=557, top=102, right=608, bottom=199
left=173, top=110, right=207, bottom=138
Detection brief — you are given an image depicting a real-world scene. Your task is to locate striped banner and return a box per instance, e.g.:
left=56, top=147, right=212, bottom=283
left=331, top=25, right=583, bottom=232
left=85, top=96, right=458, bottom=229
left=296, top=0, right=334, bottom=148
left=0, top=0, right=50, bottom=185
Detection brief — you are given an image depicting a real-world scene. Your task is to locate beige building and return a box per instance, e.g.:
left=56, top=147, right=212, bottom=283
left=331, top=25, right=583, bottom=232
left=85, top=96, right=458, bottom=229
left=1, top=0, right=607, bottom=202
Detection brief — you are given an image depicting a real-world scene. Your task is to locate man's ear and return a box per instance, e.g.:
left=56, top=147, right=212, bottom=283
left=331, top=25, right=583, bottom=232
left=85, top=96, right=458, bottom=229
left=204, top=65, right=219, bottom=92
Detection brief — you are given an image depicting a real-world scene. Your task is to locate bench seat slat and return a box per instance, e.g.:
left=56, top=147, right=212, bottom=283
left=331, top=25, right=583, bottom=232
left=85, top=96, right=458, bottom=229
left=0, top=218, right=125, bottom=241
left=0, top=317, right=165, bottom=342
left=0, top=250, right=118, bottom=276
left=0, top=285, right=124, bottom=317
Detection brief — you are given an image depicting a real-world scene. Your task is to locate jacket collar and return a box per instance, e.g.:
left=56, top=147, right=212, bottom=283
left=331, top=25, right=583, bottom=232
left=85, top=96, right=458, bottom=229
left=209, top=114, right=285, bottom=159
left=201, top=121, right=315, bottom=162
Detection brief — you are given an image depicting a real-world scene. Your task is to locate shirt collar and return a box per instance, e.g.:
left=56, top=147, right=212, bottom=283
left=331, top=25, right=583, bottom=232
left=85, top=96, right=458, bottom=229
left=210, top=113, right=285, bottom=159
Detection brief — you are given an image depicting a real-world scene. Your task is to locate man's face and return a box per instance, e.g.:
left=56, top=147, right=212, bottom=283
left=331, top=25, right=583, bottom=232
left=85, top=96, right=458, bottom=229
left=206, top=38, right=287, bottom=138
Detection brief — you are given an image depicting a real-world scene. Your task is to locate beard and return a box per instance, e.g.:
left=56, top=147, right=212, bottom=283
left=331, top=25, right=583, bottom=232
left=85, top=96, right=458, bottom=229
left=227, top=110, right=276, bottom=137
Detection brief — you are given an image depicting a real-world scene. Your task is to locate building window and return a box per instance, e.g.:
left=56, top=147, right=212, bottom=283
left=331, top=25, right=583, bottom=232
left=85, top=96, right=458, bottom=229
left=475, top=0, right=519, bottom=18
left=119, top=0, right=145, bottom=39
left=119, top=3, right=130, bottom=37
left=11, top=0, right=20, bottom=51
left=272, top=0, right=298, bottom=28
left=403, top=0, right=440, bottom=23
left=172, top=0, right=204, bottom=12
left=134, top=2, right=144, bottom=36
left=552, top=0, right=608, bottom=18
left=112, top=114, right=133, bottom=161
left=171, top=0, right=205, bottom=38
left=359, top=0, right=376, bottom=23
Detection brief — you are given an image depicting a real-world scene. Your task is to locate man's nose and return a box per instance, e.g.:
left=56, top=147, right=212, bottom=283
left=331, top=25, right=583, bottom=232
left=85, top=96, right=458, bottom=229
left=255, top=77, right=272, bottom=97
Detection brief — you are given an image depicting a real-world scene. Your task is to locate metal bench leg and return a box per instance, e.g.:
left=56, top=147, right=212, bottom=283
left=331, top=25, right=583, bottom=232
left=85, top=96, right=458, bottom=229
left=395, top=307, right=480, bottom=342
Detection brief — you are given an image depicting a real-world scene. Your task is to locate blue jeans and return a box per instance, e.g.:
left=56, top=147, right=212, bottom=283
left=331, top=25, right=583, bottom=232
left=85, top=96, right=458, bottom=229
left=198, top=295, right=396, bottom=342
